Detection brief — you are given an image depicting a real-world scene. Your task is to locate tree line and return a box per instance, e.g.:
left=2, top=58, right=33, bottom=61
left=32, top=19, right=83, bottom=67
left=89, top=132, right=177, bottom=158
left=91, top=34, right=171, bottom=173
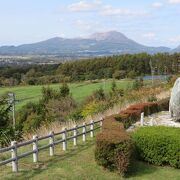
left=0, top=53, right=179, bottom=86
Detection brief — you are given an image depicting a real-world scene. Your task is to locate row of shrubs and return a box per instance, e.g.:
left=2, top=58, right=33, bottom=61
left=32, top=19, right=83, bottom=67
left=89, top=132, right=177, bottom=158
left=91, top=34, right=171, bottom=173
left=95, top=98, right=179, bottom=176
left=133, top=126, right=180, bottom=169
left=114, top=98, right=169, bottom=128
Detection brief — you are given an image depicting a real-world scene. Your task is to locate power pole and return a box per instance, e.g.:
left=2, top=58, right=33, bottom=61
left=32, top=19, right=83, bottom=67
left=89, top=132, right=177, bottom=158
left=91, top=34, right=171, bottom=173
left=8, top=93, right=16, bottom=129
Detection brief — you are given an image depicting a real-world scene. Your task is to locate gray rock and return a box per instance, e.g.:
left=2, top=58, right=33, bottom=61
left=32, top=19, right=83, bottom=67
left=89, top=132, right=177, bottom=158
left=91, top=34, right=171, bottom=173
left=169, top=77, right=180, bottom=121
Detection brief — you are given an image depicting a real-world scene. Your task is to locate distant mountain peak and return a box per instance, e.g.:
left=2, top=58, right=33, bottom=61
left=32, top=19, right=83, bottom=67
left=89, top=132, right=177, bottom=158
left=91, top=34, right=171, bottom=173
left=89, top=31, right=128, bottom=41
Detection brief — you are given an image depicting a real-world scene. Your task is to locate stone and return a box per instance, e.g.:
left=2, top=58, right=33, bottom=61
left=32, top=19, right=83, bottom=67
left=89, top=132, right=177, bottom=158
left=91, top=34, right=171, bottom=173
left=169, top=77, right=180, bottom=121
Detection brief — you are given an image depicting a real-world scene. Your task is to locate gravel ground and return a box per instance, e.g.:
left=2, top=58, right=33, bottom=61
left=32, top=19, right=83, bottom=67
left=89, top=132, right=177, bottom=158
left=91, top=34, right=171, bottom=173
left=127, top=111, right=180, bottom=132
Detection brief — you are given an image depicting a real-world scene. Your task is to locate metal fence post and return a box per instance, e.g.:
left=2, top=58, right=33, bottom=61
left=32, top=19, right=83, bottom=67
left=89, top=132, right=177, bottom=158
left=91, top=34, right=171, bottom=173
left=140, top=112, right=144, bottom=126
left=90, top=120, right=94, bottom=138
left=82, top=122, right=86, bottom=142
left=62, top=128, right=67, bottom=151
left=49, top=131, right=54, bottom=156
left=11, top=141, right=18, bottom=172
left=33, top=135, right=38, bottom=163
left=73, top=125, right=77, bottom=146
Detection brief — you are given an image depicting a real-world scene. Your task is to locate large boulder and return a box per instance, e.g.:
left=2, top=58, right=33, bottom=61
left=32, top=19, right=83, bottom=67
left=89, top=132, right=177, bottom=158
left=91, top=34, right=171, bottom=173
left=169, top=77, right=180, bottom=121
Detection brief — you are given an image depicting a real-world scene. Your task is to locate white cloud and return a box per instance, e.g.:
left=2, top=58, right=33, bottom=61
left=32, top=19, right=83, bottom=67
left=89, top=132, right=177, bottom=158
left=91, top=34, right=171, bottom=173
left=68, top=1, right=147, bottom=17
left=100, top=5, right=147, bottom=17
left=168, top=0, right=180, bottom=4
left=152, top=2, right=163, bottom=8
left=142, top=33, right=156, bottom=39
left=169, top=35, right=180, bottom=43
left=68, top=0, right=102, bottom=12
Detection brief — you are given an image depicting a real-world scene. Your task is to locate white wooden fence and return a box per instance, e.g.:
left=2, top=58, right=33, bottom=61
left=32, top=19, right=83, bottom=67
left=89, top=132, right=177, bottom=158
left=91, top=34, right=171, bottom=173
left=0, top=119, right=103, bottom=172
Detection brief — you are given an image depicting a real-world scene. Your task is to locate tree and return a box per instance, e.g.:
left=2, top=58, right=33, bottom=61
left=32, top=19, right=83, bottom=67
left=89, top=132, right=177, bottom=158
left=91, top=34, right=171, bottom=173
left=93, top=87, right=105, bottom=101
left=112, top=70, right=126, bottom=80
left=60, top=83, right=70, bottom=97
left=0, top=98, right=10, bottom=128
left=111, top=80, right=117, bottom=92
left=0, top=97, right=15, bottom=147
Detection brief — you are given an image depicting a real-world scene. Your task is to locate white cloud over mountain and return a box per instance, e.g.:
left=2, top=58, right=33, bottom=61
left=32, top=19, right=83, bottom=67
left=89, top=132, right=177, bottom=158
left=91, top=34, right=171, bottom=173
left=68, top=1, right=147, bottom=17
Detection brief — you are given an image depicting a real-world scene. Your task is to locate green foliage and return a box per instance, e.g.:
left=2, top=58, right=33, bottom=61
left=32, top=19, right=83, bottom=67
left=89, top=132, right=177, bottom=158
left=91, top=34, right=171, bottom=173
left=0, top=98, right=11, bottom=128
left=92, top=87, right=105, bottom=101
left=81, top=101, right=99, bottom=118
left=0, top=97, right=22, bottom=146
left=112, top=70, right=126, bottom=80
left=16, top=102, right=44, bottom=132
left=60, top=83, right=70, bottom=97
left=67, top=108, right=83, bottom=121
left=95, top=117, right=133, bottom=176
left=42, top=86, right=59, bottom=103
left=110, top=80, right=124, bottom=98
left=111, top=80, right=117, bottom=92
left=132, top=126, right=180, bottom=168
left=0, top=53, right=180, bottom=86
left=16, top=85, right=76, bottom=133
left=132, top=78, right=144, bottom=90
left=128, top=71, right=137, bottom=79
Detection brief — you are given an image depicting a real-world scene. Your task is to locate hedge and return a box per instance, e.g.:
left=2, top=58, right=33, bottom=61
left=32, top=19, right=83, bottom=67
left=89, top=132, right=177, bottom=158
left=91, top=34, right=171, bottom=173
left=132, top=126, right=180, bottom=168
left=114, top=98, right=169, bottom=129
left=95, top=98, right=171, bottom=175
left=95, top=116, right=133, bottom=176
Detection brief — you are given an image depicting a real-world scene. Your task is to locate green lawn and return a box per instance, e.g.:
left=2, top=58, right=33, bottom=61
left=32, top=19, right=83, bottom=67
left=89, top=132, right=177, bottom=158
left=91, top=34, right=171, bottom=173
left=0, top=136, right=179, bottom=180
left=0, top=79, right=132, bottom=110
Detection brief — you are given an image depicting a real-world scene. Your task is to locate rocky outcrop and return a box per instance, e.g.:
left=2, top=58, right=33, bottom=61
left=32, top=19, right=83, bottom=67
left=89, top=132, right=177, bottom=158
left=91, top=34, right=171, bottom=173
left=169, top=77, right=180, bottom=121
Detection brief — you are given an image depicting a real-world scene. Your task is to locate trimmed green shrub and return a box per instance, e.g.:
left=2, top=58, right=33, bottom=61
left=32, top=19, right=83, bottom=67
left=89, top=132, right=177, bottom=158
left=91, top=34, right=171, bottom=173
left=132, top=126, right=180, bottom=168
left=95, top=117, right=133, bottom=176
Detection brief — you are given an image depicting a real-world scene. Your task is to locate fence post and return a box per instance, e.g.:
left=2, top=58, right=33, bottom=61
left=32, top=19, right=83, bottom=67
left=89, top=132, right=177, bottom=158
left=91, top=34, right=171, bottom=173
left=82, top=122, right=86, bottom=142
left=33, top=135, right=38, bottom=163
left=90, top=120, right=94, bottom=138
left=62, top=128, right=67, bottom=151
left=73, top=125, right=77, bottom=146
left=140, top=112, right=144, bottom=126
left=11, top=141, right=18, bottom=172
left=150, top=118, right=154, bottom=126
left=49, top=131, right=54, bottom=156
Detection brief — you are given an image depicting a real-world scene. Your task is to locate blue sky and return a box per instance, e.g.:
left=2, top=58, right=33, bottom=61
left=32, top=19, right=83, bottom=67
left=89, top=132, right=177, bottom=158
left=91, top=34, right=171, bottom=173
left=0, top=0, right=180, bottom=48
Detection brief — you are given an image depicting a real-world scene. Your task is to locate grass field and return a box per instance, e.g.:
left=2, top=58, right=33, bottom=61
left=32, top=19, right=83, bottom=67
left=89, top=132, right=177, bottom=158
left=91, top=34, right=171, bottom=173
left=0, top=133, right=179, bottom=180
left=0, top=79, right=133, bottom=110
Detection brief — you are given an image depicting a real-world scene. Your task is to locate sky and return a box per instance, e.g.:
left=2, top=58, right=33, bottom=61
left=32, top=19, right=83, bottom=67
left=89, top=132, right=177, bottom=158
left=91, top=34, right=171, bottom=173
left=0, top=0, right=180, bottom=48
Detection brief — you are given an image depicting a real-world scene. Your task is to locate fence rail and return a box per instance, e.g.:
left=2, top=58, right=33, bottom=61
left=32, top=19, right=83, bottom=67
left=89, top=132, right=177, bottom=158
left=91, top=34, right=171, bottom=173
left=0, top=119, right=103, bottom=172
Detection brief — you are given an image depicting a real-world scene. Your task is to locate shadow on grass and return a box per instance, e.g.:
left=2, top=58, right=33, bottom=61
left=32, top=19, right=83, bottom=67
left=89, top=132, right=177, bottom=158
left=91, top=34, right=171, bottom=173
left=13, top=140, right=95, bottom=179
left=125, top=161, right=158, bottom=179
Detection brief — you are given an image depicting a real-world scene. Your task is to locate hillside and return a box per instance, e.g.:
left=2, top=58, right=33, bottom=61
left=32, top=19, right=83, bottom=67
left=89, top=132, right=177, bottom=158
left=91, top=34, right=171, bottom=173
left=0, top=31, right=172, bottom=56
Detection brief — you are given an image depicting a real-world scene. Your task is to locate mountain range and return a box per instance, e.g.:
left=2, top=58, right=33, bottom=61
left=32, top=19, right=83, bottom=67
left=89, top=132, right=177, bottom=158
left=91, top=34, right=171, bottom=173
left=0, top=31, right=179, bottom=56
